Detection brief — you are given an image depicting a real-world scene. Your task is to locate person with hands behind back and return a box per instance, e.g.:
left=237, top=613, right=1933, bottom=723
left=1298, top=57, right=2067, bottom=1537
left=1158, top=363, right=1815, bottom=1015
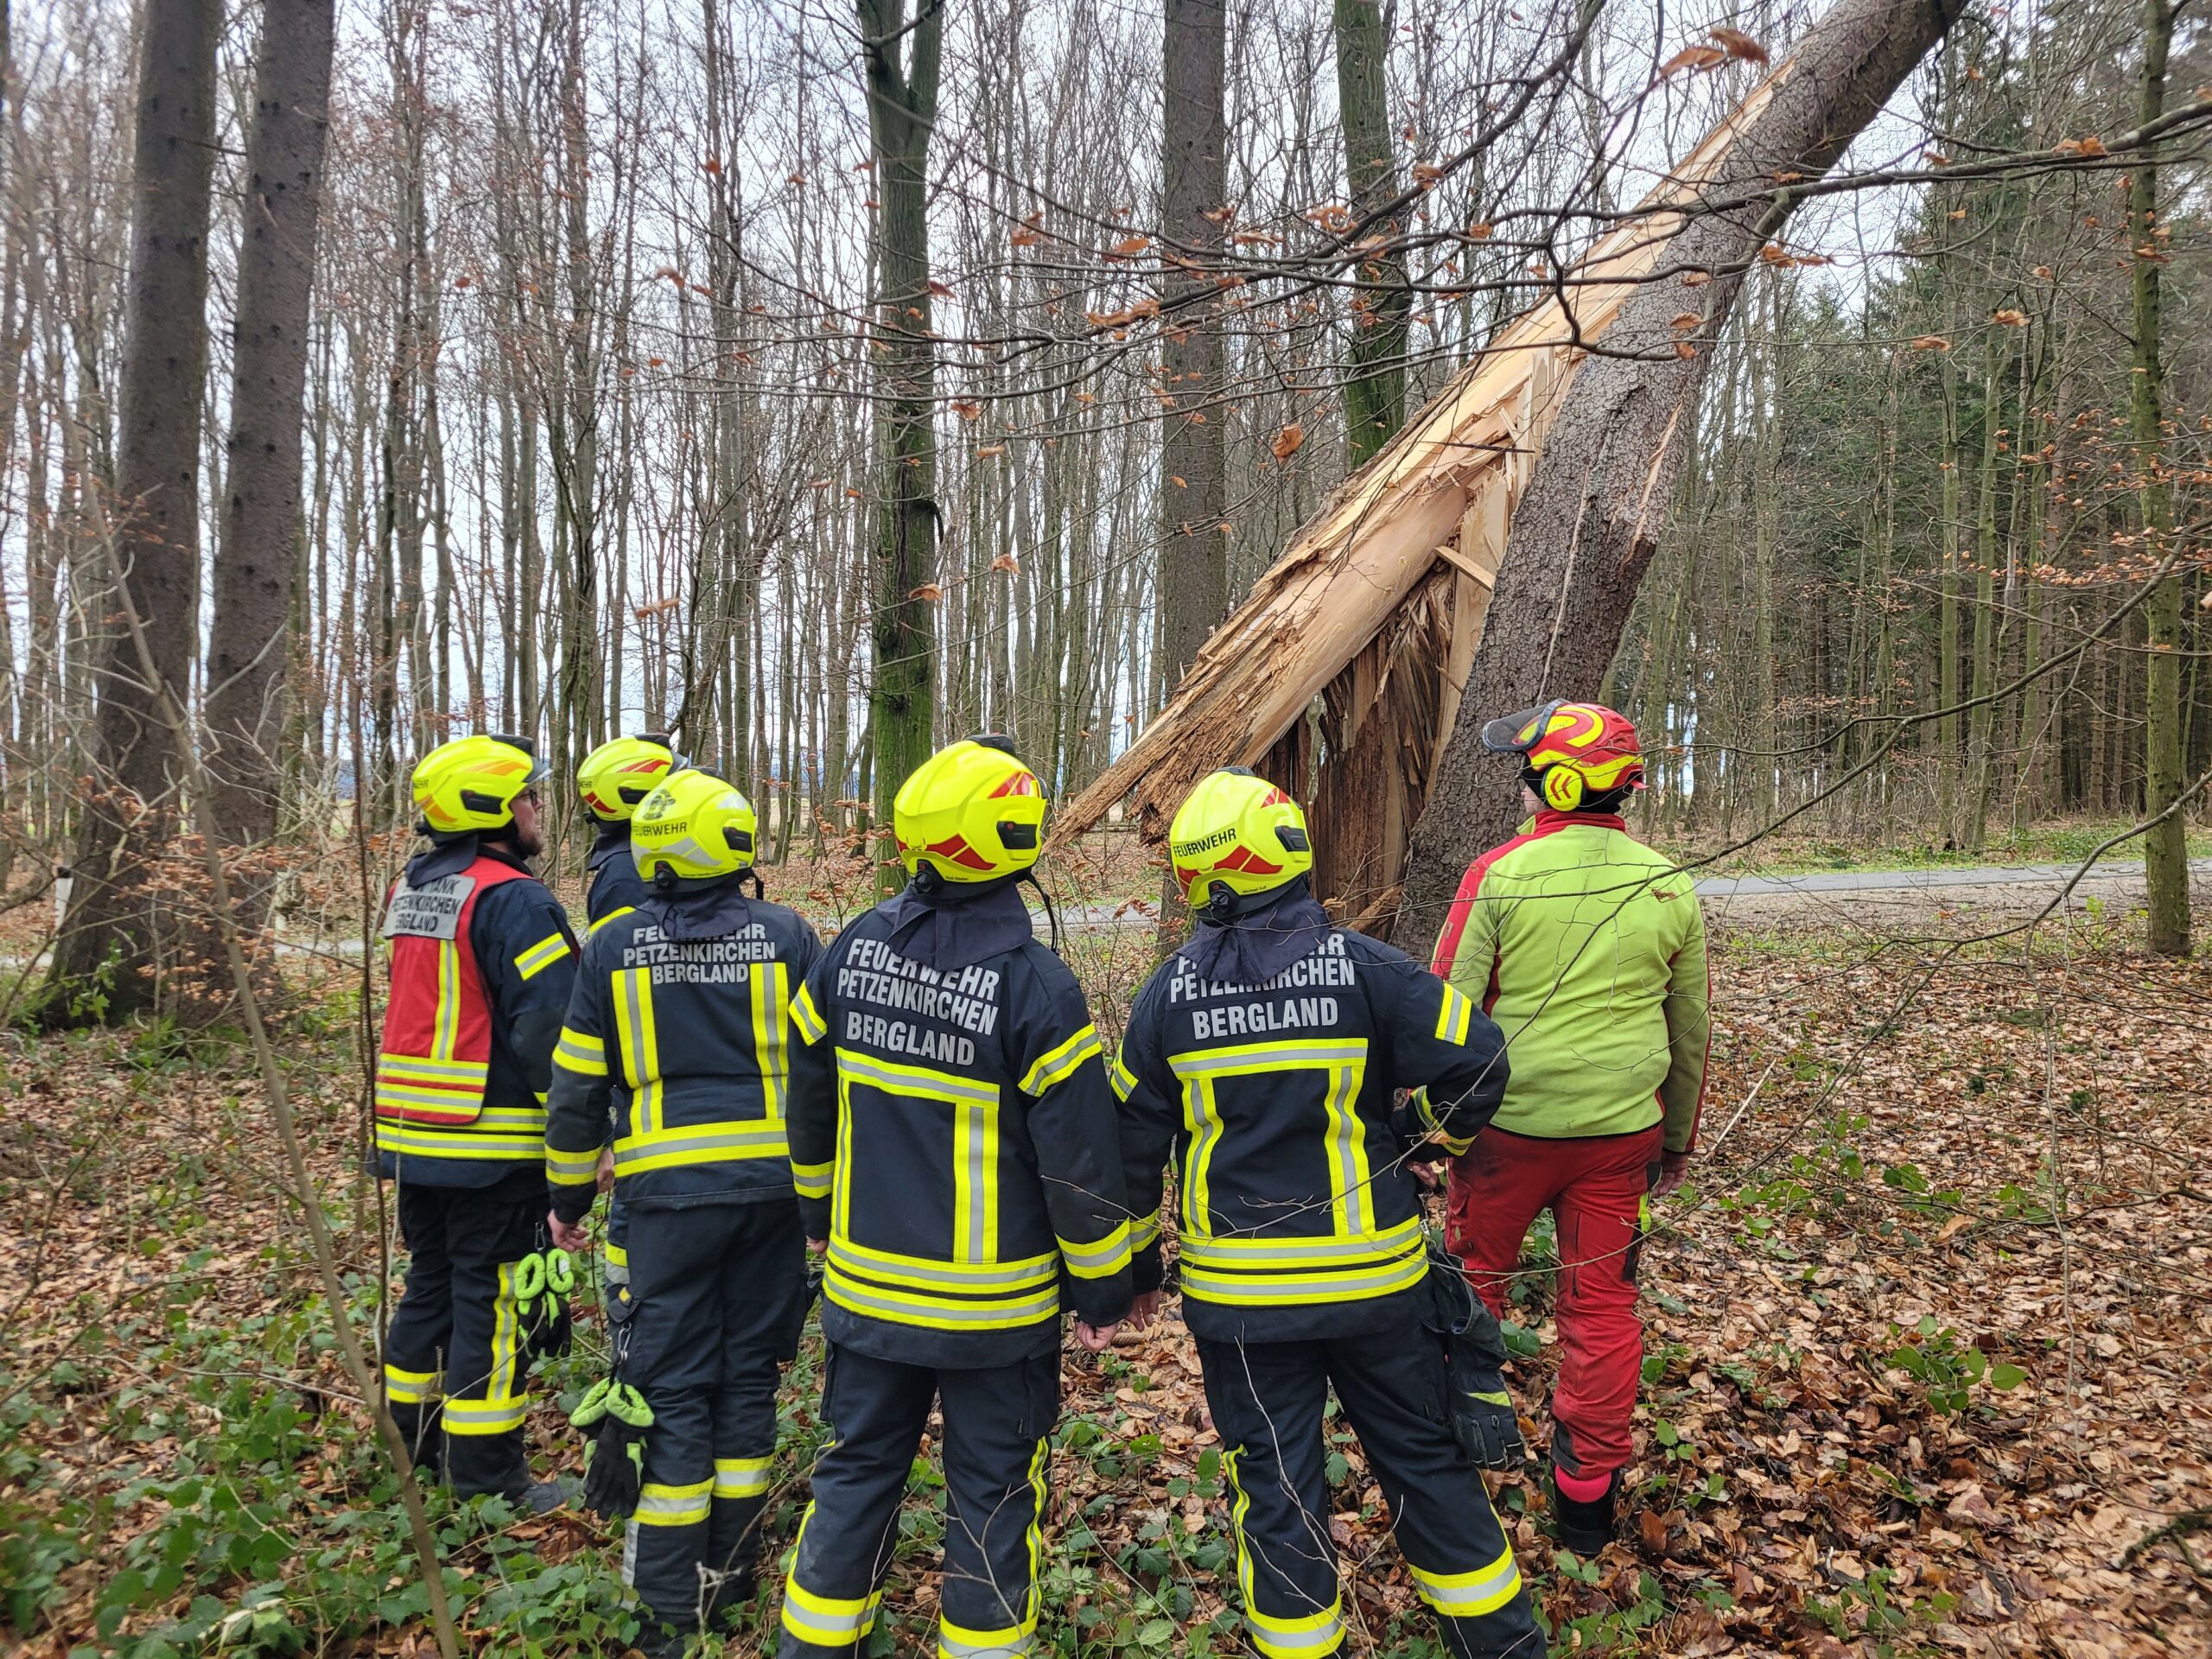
left=773, top=736, right=1133, bottom=1659
left=1112, top=770, right=1546, bottom=1659
left=543, top=769, right=822, bottom=1656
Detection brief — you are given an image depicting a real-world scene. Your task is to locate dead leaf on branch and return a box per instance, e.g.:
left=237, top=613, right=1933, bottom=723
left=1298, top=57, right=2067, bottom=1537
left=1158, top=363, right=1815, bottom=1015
left=907, top=582, right=944, bottom=601
left=1270, top=423, right=1305, bottom=461
left=1707, top=24, right=1769, bottom=63
left=1659, top=43, right=1728, bottom=77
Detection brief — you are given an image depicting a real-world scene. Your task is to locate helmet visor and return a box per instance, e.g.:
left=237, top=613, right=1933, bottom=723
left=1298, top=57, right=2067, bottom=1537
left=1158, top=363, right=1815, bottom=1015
left=1478, top=700, right=1568, bottom=756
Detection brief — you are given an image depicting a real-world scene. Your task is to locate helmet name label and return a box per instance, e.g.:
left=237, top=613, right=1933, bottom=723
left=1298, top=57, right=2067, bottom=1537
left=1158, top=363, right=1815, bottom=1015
left=380, top=874, right=477, bottom=941
left=1191, top=996, right=1340, bottom=1043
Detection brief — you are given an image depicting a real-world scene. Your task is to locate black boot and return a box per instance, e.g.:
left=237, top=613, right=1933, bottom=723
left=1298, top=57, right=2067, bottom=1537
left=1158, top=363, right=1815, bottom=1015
left=1548, top=1465, right=1618, bottom=1556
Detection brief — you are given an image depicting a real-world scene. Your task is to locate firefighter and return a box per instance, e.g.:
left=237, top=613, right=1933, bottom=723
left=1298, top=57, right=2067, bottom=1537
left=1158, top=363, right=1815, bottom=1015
left=573, top=733, right=688, bottom=1306
left=1428, top=701, right=1709, bottom=1555
left=543, top=768, right=823, bottom=1654
left=1113, top=769, right=1547, bottom=1659
left=377, top=734, right=579, bottom=1508
left=774, top=736, right=1134, bottom=1659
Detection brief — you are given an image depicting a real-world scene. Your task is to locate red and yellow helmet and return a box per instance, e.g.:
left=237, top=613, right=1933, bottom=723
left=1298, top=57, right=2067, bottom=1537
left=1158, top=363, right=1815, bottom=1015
left=578, top=733, right=686, bottom=822
left=1168, top=769, right=1313, bottom=907
left=893, top=737, right=1048, bottom=884
left=1479, top=700, right=1644, bottom=812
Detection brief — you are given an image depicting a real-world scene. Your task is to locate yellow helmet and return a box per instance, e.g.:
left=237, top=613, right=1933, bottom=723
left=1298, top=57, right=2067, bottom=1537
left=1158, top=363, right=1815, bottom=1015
left=893, top=737, right=1046, bottom=884
left=1168, top=769, right=1313, bottom=908
left=578, top=733, right=686, bottom=822
left=631, top=769, right=759, bottom=885
left=412, top=733, right=549, bottom=836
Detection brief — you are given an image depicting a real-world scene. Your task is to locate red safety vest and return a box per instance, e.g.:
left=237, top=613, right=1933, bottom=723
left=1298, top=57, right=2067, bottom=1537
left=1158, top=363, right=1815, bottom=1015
left=374, top=855, right=534, bottom=1154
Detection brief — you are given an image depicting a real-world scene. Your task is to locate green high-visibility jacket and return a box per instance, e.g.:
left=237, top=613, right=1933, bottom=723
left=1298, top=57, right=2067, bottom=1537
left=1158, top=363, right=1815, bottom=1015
left=1430, top=810, right=1709, bottom=1151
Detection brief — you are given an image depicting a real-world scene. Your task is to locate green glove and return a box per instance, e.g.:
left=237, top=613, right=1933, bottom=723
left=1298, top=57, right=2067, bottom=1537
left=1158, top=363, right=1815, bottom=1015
left=572, top=1379, right=655, bottom=1520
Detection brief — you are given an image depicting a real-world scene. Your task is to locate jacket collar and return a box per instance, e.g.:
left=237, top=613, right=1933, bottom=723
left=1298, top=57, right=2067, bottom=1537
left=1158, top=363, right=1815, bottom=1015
left=1528, top=809, right=1627, bottom=835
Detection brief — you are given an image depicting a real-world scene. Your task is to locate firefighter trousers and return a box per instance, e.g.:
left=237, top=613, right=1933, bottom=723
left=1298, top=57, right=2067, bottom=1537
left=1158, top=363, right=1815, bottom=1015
left=383, top=1180, right=543, bottom=1500
left=1196, top=1319, right=1546, bottom=1659
left=621, top=1198, right=807, bottom=1643
left=779, top=1344, right=1060, bottom=1658
left=1447, top=1124, right=1662, bottom=1480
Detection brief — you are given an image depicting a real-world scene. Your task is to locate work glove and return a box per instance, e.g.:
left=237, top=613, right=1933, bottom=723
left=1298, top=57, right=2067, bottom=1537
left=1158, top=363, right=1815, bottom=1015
left=515, top=1248, right=575, bottom=1361
left=571, top=1377, right=654, bottom=1520
left=1423, top=1238, right=1527, bottom=1471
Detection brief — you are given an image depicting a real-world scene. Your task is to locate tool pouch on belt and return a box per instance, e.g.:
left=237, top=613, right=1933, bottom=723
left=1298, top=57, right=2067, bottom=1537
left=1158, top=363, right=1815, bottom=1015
left=1421, top=1236, right=1526, bottom=1471
left=571, top=1375, right=654, bottom=1520
left=515, top=1245, right=575, bottom=1361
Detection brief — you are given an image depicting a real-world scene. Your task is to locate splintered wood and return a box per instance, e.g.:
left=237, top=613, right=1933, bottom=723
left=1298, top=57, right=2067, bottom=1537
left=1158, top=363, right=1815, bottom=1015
left=1053, top=65, right=1792, bottom=918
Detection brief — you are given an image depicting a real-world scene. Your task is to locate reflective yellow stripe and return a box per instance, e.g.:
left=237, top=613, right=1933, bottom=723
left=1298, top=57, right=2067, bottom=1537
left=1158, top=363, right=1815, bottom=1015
left=939, top=1616, right=1037, bottom=1658
left=614, top=967, right=663, bottom=1134
left=753, top=962, right=790, bottom=1119
left=714, top=1456, right=772, bottom=1499
left=546, top=1143, right=600, bottom=1186
left=1057, top=1219, right=1132, bottom=1280
left=791, top=981, right=827, bottom=1044
left=1180, top=1246, right=1428, bottom=1306
left=442, top=1395, right=527, bottom=1435
left=1228, top=1447, right=1344, bottom=1656
left=372, top=1079, right=484, bottom=1121
left=1108, top=1051, right=1139, bottom=1102
left=838, top=1048, right=998, bottom=1104
left=383, top=1363, right=439, bottom=1404
left=377, top=1055, right=490, bottom=1084
left=555, top=1027, right=607, bottom=1076
left=823, top=1263, right=1059, bottom=1330
left=516, top=931, right=572, bottom=981
left=828, top=1236, right=1057, bottom=1294
left=433, top=940, right=461, bottom=1061
left=1410, top=1542, right=1523, bottom=1617
left=1434, top=983, right=1476, bottom=1046
left=604, top=1237, right=628, bottom=1269
left=1170, top=1039, right=1371, bottom=1244
left=635, top=1478, right=714, bottom=1527
left=376, top=1122, right=543, bottom=1160
left=782, top=1511, right=883, bottom=1645
left=1179, top=1216, right=1422, bottom=1269
left=1020, top=1024, right=1100, bottom=1096
left=613, top=1122, right=789, bottom=1175
left=588, top=906, right=636, bottom=936
left=1130, top=1212, right=1162, bottom=1252
left=1414, top=1089, right=1475, bottom=1157
left=791, top=1158, right=832, bottom=1199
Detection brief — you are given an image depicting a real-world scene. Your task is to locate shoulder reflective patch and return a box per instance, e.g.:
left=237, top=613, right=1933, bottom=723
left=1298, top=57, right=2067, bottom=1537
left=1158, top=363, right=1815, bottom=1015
left=381, top=874, right=476, bottom=940
left=588, top=906, right=637, bottom=936
left=1433, top=983, right=1475, bottom=1046
left=516, top=931, right=573, bottom=980
left=791, top=981, right=828, bottom=1045
left=1020, top=1024, right=1101, bottom=1096
left=554, top=1027, right=607, bottom=1076
left=1108, top=1050, right=1140, bottom=1102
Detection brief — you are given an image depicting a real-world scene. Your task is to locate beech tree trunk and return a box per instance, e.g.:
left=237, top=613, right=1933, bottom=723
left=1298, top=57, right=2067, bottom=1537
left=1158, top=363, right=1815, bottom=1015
left=1398, top=0, right=1967, bottom=947
left=1334, top=0, right=1410, bottom=466
left=860, top=0, right=943, bottom=891
left=207, top=0, right=336, bottom=851
left=1155, top=0, right=1228, bottom=700
left=48, top=0, right=220, bottom=1018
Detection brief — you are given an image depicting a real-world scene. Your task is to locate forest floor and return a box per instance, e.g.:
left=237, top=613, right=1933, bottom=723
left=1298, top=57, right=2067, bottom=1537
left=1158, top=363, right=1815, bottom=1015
left=3, top=879, right=2209, bottom=1657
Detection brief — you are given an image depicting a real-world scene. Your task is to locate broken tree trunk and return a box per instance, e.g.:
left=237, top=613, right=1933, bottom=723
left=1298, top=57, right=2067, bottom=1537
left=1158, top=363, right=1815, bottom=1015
left=1395, top=0, right=1967, bottom=950
left=1052, top=62, right=1795, bottom=917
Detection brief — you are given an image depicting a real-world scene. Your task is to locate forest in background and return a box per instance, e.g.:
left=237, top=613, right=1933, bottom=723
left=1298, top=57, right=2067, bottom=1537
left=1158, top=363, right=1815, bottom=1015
left=6, top=0, right=2212, bottom=1654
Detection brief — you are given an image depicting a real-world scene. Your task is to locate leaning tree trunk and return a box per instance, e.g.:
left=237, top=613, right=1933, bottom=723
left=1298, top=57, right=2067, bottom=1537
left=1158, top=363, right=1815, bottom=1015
left=1398, top=0, right=1966, bottom=946
left=48, top=0, right=220, bottom=1020
left=860, top=0, right=944, bottom=893
left=207, top=0, right=337, bottom=855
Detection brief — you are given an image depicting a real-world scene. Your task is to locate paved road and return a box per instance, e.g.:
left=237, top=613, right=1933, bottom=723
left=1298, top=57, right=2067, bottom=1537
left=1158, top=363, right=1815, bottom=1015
left=1692, top=855, right=2212, bottom=900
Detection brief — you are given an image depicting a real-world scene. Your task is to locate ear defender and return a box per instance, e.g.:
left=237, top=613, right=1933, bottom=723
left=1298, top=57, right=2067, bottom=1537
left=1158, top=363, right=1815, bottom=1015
left=1542, top=766, right=1586, bottom=811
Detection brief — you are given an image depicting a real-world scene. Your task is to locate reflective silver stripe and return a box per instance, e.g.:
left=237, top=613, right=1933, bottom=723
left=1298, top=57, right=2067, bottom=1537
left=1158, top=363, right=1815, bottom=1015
left=839, top=1050, right=998, bottom=1103
left=634, top=1480, right=713, bottom=1526
left=1327, top=1061, right=1365, bottom=1236
left=613, top=1126, right=790, bottom=1170
left=1246, top=1609, right=1344, bottom=1657
left=1181, top=1219, right=1421, bottom=1266
left=715, top=1457, right=772, bottom=1498
left=1169, top=1041, right=1365, bottom=1077
left=1057, top=1221, right=1131, bottom=1270
left=1411, top=1548, right=1523, bottom=1616
left=828, top=1241, right=1057, bottom=1290
left=938, top=1620, right=1036, bottom=1658
left=823, top=1271, right=1058, bottom=1326
left=961, top=1098, right=988, bottom=1262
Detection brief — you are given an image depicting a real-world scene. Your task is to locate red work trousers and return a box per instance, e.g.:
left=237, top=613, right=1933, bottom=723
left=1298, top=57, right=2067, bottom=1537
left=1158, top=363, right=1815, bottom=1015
left=1446, top=1123, right=1663, bottom=1481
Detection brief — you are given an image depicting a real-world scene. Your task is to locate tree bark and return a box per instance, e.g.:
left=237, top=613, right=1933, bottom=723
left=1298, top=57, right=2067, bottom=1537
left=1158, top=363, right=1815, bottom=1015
left=1334, top=0, right=1411, bottom=466
left=860, top=0, right=944, bottom=891
left=1155, top=0, right=1229, bottom=700
left=1398, top=0, right=1967, bottom=946
left=48, top=0, right=220, bottom=1017
left=207, top=0, right=336, bottom=850
left=2136, top=0, right=2189, bottom=956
